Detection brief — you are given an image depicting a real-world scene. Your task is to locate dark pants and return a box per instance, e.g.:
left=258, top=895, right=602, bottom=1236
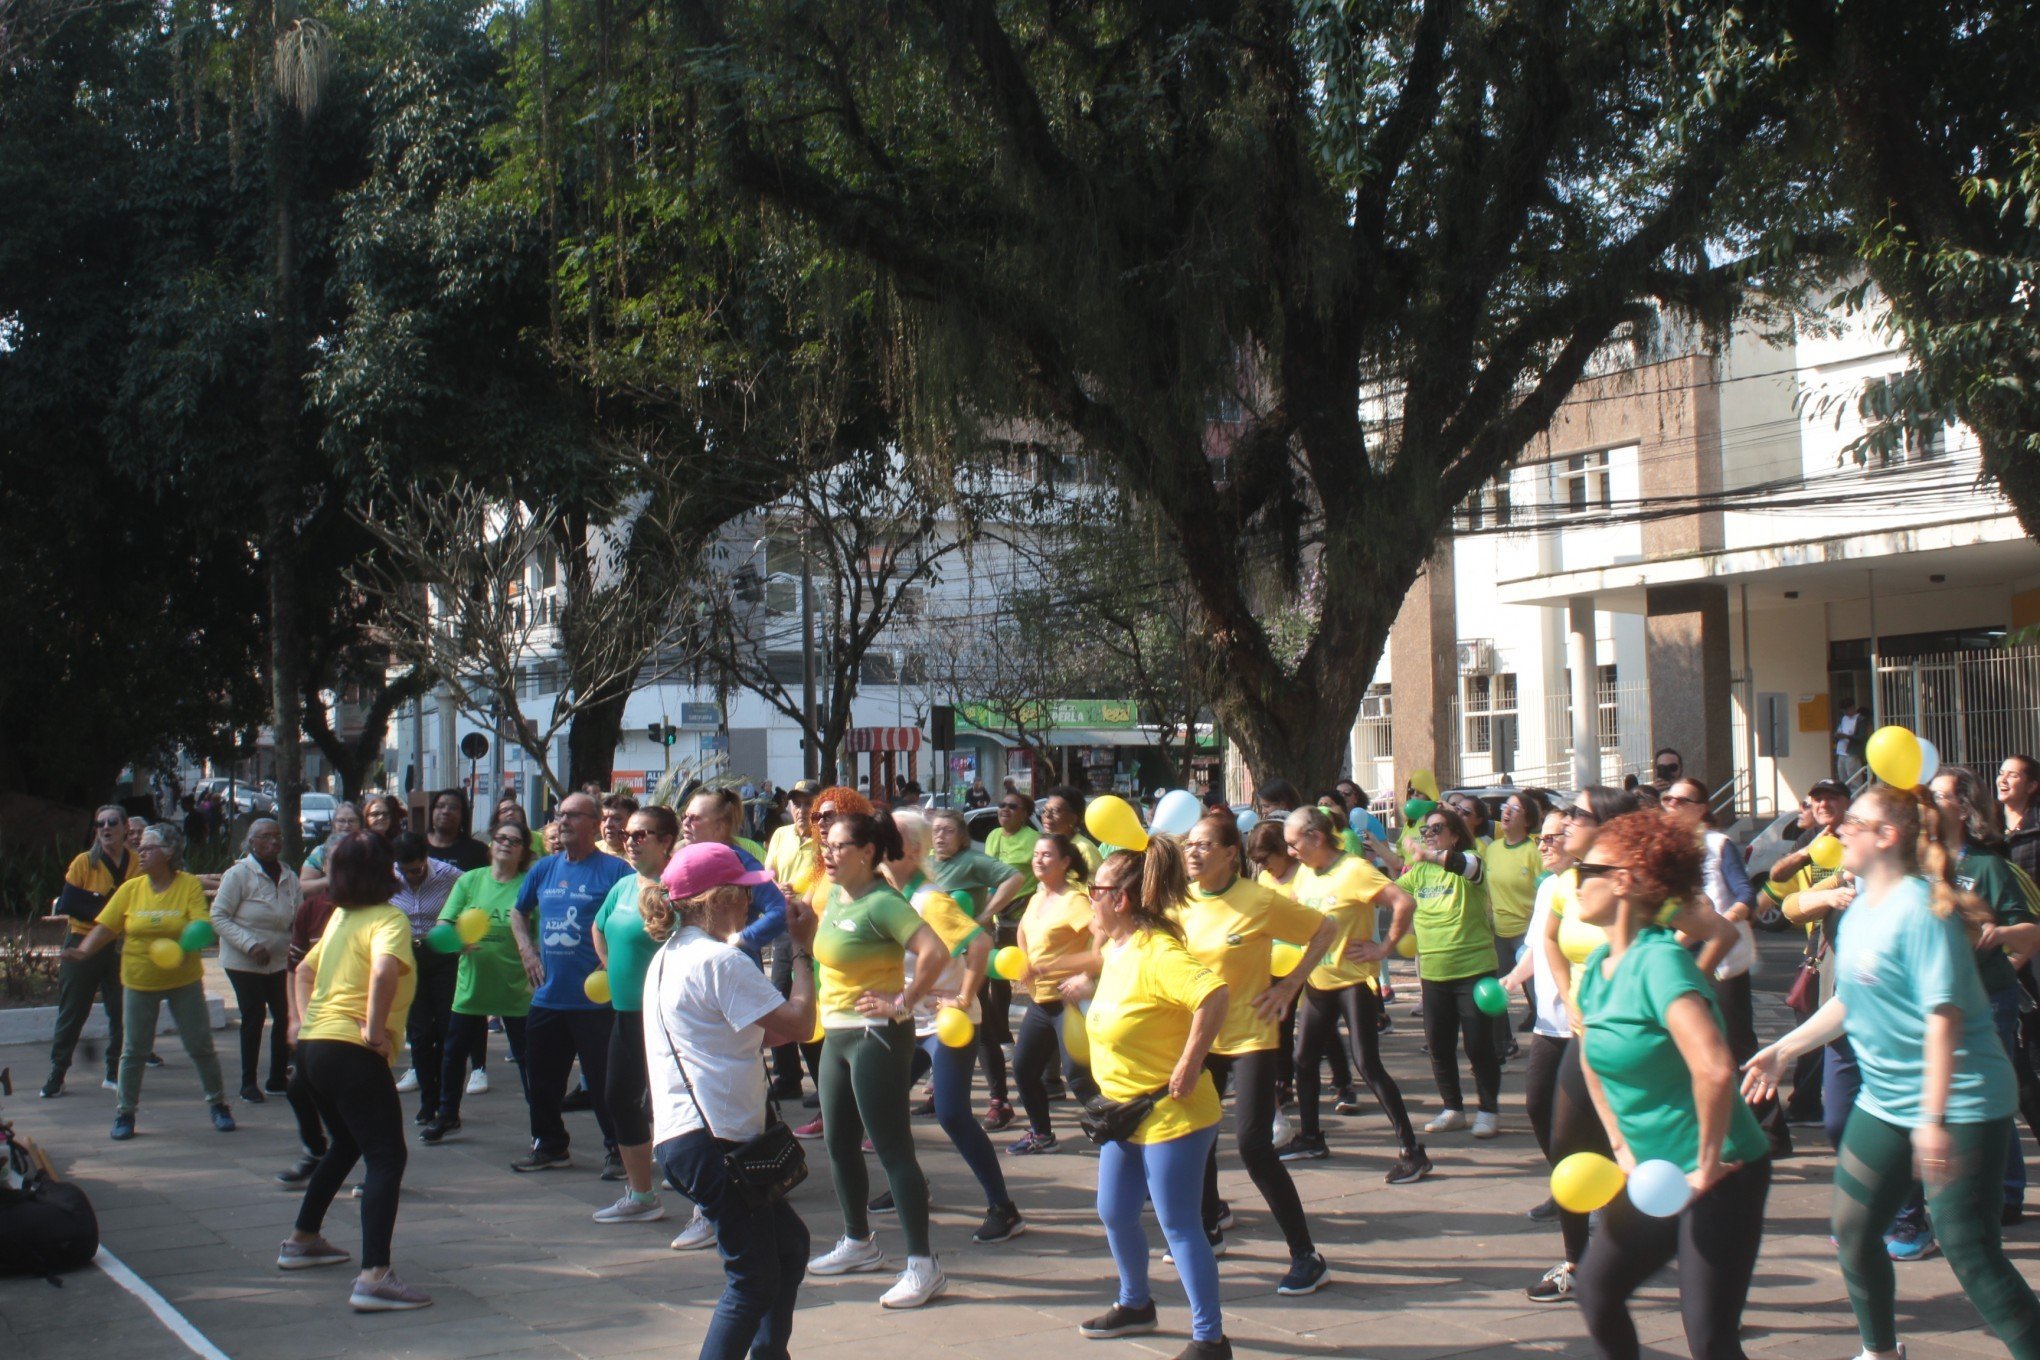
left=977, top=921, right=1020, bottom=1104
left=48, top=941, right=122, bottom=1084
left=1420, top=974, right=1502, bottom=1113
left=1294, top=982, right=1415, bottom=1153
left=406, top=949, right=460, bottom=1122
left=286, top=1060, right=329, bottom=1159
left=1713, top=970, right=1790, bottom=1155
left=1823, top=1035, right=1928, bottom=1237
left=606, top=1010, right=653, bottom=1147
left=1013, top=998, right=1100, bottom=1135
left=658, top=1130, right=809, bottom=1360
left=1202, top=1048, right=1314, bottom=1256
left=225, top=967, right=290, bottom=1090
left=524, top=1005, right=617, bottom=1155
left=767, top=938, right=806, bottom=1093
left=1574, top=1157, right=1772, bottom=1360
left=295, top=1039, right=407, bottom=1270
left=1547, top=1038, right=1609, bottom=1266
left=440, top=1012, right=526, bottom=1123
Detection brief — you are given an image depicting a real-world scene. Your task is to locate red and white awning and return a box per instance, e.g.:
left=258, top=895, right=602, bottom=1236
left=849, top=726, right=922, bottom=753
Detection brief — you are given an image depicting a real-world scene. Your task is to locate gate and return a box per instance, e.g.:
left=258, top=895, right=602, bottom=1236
left=1874, top=645, right=2040, bottom=774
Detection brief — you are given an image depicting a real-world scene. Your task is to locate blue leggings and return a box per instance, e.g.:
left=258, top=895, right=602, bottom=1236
left=914, top=1035, right=1013, bottom=1210
left=1097, top=1124, right=1223, bottom=1342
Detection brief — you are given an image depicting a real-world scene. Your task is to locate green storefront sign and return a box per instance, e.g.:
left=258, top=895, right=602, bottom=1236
left=957, top=698, right=1140, bottom=733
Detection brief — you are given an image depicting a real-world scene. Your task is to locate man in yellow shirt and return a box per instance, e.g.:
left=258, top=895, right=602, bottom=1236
left=42, top=805, right=142, bottom=1098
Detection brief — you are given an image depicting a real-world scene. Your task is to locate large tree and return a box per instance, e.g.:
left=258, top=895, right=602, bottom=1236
left=668, top=0, right=1818, bottom=786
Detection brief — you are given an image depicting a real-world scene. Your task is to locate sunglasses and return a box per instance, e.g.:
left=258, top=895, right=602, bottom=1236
left=1420, top=823, right=1450, bottom=839
left=625, top=828, right=666, bottom=843
left=1536, top=833, right=1564, bottom=847
left=1562, top=806, right=1598, bottom=824
left=1574, top=861, right=1622, bottom=882
left=96, top=818, right=124, bottom=829
left=999, top=802, right=1026, bottom=812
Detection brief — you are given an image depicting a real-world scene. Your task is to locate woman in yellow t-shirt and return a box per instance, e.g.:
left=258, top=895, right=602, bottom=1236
left=278, top=832, right=426, bottom=1312
left=1080, top=837, right=1230, bottom=1349
left=1247, top=820, right=1298, bottom=894
left=1179, top=813, right=1339, bottom=1294
left=1005, top=833, right=1103, bottom=1153
left=62, top=822, right=229, bottom=1140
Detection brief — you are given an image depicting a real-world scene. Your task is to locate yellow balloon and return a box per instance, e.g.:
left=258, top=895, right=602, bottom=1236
left=1270, top=941, right=1304, bottom=978
left=456, top=908, right=491, bottom=945
left=1550, top=1151, right=1627, bottom=1213
left=1807, top=833, right=1843, bottom=871
left=1084, top=795, right=1150, bottom=853
left=1395, top=932, right=1418, bottom=959
left=583, top=970, right=612, bottom=1005
left=1062, top=1004, right=1091, bottom=1066
left=1865, top=725, right=1923, bottom=788
left=934, top=1007, right=976, bottom=1049
left=148, top=937, right=185, bottom=969
left=993, top=946, right=1027, bottom=982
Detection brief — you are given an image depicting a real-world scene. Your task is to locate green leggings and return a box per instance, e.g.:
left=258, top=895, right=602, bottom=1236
left=821, top=1021, right=931, bottom=1256
left=1835, top=1108, right=2040, bottom=1357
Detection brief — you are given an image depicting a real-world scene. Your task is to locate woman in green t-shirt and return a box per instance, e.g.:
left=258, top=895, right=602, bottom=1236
left=425, top=828, right=531, bottom=1140
left=1573, top=810, right=1771, bottom=1360
left=1395, top=804, right=1501, bottom=1137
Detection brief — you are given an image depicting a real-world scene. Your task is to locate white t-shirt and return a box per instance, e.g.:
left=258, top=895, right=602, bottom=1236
left=644, top=926, right=784, bottom=1144
left=1526, top=875, right=1570, bottom=1039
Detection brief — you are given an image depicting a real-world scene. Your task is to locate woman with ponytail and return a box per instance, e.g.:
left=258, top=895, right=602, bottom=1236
left=788, top=785, right=873, bottom=1141
left=1746, top=785, right=2040, bottom=1360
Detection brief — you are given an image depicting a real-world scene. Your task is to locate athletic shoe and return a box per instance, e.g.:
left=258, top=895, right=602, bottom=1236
left=240, top=1084, right=266, bottom=1104
left=2007, top=1203, right=2026, bottom=1228
left=801, top=1092, right=820, bottom=1108
left=349, top=1270, right=432, bottom=1312
left=511, top=1148, right=573, bottom=1173
left=1886, top=1225, right=1939, bottom=1261
left=1332, top=1088, right=1363, bottom=1115
left=487, top=1016, right=503, bottom=1032
left=1526, top=1196, right=1559, bottom=1222
left=1505, top=1040, right=1521, bottom=1061
left=466, top=1068, right=490, bottom=1096
left=869, top=1190, right=896, bottom=1214
left=1007, top=1129, right=1059, bottom=1155
left=670, top=1208, right=715, bottom=1251
left=145, top=1053, right=163, bottom=1068
left=413, top=1107, right=433, bottom=1126
left=880, top=1255, right=947, bottom=1308
left=419, top=1116, right=461, bottom=1144
left=794, top=1115, right=825, bottom=1139
left=560, top=1086, right=594, bottom=1112
left=1078, top=1300, right=1158, bottom=1338
left=808, top=1235, right=885, bottom=1276
left=1162, top=1231, right=1226, bottom=1264
left=210, top=1102, right=237, bottom=1132
left=350, top=1184, right=364, bottom=1198
left=1527, top=1262, right=1574, bottom=1303
left=276, top=1155, right=321, bottom=1185
left=1471, top=1111, right=1500, bottom=1139
left=860, top=1138, right=875, bottom=1153
left=1423, top=1109, right=1467, bottom=1134
left=973, top=1203, right=1025, bottom=1244
left=277, top=1236, right=350, bottom=1270
left=1276, top=1134, right=1329, bottom=1162
left=1848, top=1346, right=1907, bottom=1360
left=1044, top=1076, right=1068, bottom=1101
left=39, top=1075, right=63, bottom=1099
left=264, top=1076, right=291, bottom=1095
left=1171, top=1339, right=1233, bottom=1360
left=593, top=1194, right=666, bottom=1224
left=1277, top=1252, right=1330, bottom=1296
left=1212, top=1201, right=1234, bottom=1231
left=982, top=1099, right=1016, bottom=1132
left=601, top=1150, right=627, bottom=1182
left=101, top=1078, right=118, bottom=1091
left=1376, top=1012, right=1394, bottom=1035
left=1386, top=1147, right=1433, bottom=1185
left=394, top=1067, right=419, bottom=1093
left=911, top=1097, right=936, bottom=1118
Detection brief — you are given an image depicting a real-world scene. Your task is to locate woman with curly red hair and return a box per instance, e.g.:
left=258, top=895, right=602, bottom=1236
left=1571, top=809, right=1772, bottom=1360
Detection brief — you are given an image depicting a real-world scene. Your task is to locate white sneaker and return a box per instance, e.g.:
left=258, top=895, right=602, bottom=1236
left=465, top=1068, right=489, bottom=1096
left=1424, top=1108, right=1467, bottom=1133
left=592, top=1194, right=666, bottom=1224
left=669, top=1207, right=716, bottom=1251
left=808, top=1235, right=885, bottom=1276
left=1472, top=1111, right=1500, bottom=1139
left=880, top=1255, right=947, bottom=1309
left=394, top=1068, right=419, bottom=1093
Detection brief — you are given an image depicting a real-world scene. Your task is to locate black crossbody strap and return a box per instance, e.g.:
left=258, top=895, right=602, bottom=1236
left=646, top=945, right=725, bottom=1142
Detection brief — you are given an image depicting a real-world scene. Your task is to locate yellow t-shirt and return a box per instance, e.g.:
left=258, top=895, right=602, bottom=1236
left=1071, top=834, right=1104, bottom=876
left=1292, top=854, right=1391, bottom=990
left=1256, top=867, right=1298, bottom=898
left=62, top=849, right=141, bottom=936
left=1173, top=876, right=1328, bottom=1055
left=764, top=824, right=818, bottom=899
left=905, top=880, right=986, bottom=1028
left=813, top=881, right=926, bottom=1028
left=97, top=874, right=210, bottom=991
left=299, top=905, right=417, bottom=1058
left=1086, top=927, right=1224, bottom=1144
left=1018, top=885, right=1096, bottom=1002
left=1481, top=836, right=1543, bottom=938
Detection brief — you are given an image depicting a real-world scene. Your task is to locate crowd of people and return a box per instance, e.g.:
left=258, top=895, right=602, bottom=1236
left=35, top=758, right=2040, bottom=1360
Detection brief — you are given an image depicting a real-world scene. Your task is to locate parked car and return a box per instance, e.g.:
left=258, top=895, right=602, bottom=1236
left=298, top=792, right=337, bottom=842
left=197, top=777, right=275, bottom=816
left=964, top=805, right=1043, bottom=846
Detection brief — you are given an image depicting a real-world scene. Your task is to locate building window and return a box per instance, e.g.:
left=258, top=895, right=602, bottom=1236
left=1358, top=685, right=1392, bottom=761
left=1459, top=477, right=1512, bottom=531
left=1461, top=672, right=1517, bottom=756
left=766, top=650, right=806, bottom=685
left=1595, top=664, right=1620, bottom=750
left=1555, top=450, right=1612, bottom=515
left=1860, top=374, right=1947, bottom=464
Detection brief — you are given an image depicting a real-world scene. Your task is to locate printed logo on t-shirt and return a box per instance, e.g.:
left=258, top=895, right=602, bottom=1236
left=836, top=917, right=861, bottom=933
left=543, top=900, right=583, bottom=950
left=1853, top=950, right=1884, bottom=989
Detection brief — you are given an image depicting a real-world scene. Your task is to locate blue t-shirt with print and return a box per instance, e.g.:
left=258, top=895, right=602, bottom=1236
left=515, top=849, right=634, bottom=1010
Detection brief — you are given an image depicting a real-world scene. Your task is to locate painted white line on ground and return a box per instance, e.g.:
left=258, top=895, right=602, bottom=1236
left=93, top=1246, right=232, bottom=1360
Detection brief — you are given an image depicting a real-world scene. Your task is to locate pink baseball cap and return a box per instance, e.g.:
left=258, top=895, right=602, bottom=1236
left=663, top=842, right=771, bottom=901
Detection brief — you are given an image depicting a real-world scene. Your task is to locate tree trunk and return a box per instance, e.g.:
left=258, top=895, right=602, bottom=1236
left=303, top=671, right=428, bottom=801
left=566, top=686, right=626, bottom=790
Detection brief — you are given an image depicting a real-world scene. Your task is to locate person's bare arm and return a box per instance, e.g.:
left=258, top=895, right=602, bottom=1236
left=61, top=924, right=116, bottom=963
left=290, top=962, right=316, bottom=1043
left=1742, top=994, right=1848, bottom=1103
left=510, top=909, right=545, bottom=987
left=1668, top=895, right=1733, bottom=975
left=980, top=873, right=1027, bottom=925
left=1664, top=992, right=1742, bottom=1193
left=360, top=953, right=403, bottom=1060
left=1913, top=1007, right=1962, bottom=1187
left=755, top=895, right=821, bottom=1045
left=1255, top=914, right=1338, bottom=1022
left=1578, top=1040, right=1633, bottom=1171
left=1348, top=884, right=1414, bottom=963
left=1169, top=986, right=1230, bottom=1100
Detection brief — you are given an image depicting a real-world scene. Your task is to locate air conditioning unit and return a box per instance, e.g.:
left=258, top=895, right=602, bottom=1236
left=1457, top=639, right=1495, bottom=675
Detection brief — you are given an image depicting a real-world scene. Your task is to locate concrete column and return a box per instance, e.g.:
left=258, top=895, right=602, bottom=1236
left=1567, top=596, right=1601, bottom=791
left=1645, top=583, right=1733, bottom=790
left=1391, top=539, right=1459, bottom=788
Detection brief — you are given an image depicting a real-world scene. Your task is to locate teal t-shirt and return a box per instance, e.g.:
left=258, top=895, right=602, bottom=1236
left=438, top=869, right=532, bottom=1018
left=1836, top=874, right=2016, bottom=1128
left=1396, top=860, right=1495, bottom=982
left=929, top=847, right=1019, bottom=919
left=1952, top=848, right=2032, bottom=995
left=594, top=876, right=662, bottom=1014
left=1578, top=927, right=1769, bottom=1172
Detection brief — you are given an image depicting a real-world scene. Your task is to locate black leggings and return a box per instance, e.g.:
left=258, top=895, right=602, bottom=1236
left=225, top=968, right=290, bottom=1090
left=1294, top=983, right=1415, bottom=1153
left=295, top=1039, right=408, bottom=1269
left=605, top=1010, right=652, bottom=1147
left=1420, top=974, right=1501, bottom=1113
left=1574, top=1157, right=1771, bottom=1360
left=1012, top=998, right=1099, bottom=1135
left=1202, top=1048, right=1315, bottom=1256
left=405, top=949, right=459, bottom=1122
left=438, top=1011, right=526, bottom=1123
left=1543, top=1036, right=1612, bottom=1266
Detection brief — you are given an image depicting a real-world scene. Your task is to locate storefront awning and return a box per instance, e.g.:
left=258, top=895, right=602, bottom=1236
left=849, top=726, right=922, bottom=753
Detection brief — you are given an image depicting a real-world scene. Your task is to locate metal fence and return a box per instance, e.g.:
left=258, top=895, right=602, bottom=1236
left=1874, top=645, right=2040, bottom=775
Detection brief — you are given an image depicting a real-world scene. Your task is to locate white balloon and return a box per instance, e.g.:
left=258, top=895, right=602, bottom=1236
left=1916, top=737, right=1941, bottom=785
left=1235, top=808, right=1260, bottom=833
left=1152, top=789, right=1202, bottom=836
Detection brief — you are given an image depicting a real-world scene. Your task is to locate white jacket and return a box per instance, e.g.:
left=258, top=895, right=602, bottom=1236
left=211, top=857, right=302, bottom=973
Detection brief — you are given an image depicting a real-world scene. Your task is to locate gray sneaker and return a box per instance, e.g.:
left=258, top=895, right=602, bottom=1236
left=592, top=1193, right=666, bottom=1224
left=350, top=1270, right=433, bottom=1312
left=276, top=1236, right=350, bottom=1270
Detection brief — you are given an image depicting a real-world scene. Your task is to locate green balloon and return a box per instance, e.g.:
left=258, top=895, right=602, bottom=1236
left=179, top=919, right=217, bottom=952
left=1472, top=976, right=1508, bottom=1016
left=425, top=922, right=462, bottom=955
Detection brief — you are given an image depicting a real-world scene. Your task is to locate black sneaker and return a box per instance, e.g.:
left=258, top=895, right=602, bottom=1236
left=801, top=1092, right=820, bottom=1108
left=39, top=1075, right=63, bottom=1099
left=413, top=1107, right=434, bottom=1126
left=1078, top=1299, right=1157, bottom=1338
left=2006, top=1202, right=2026, bottom=1228
left=1212, top=1201, right=1233, bottom=1232
left=769, top=1080, right=804, bottom=1102
left=145, top=1053, right=164, bottom=1068
left=240, top=1084, right=266, bottom=1104
left=869, top=1190, right=896, bottom=1214
left=420, top=1116, right=461, bottom=1145
left=560, top=1087, right=594, bottom=1113
left=264, top=1076, right=292, bottom=1095
left=1527, top=1196, right=1559, bottom=1222
left=1527, top=1262, right=1574, bottom=1303
left=276, top=1154, right=321, bottom=1185
left=1332, top=1088, right=1363, bottom=1115
left=1385, top=1146, right=1433, bottom=1185
left=1276, top=1134, right=1328, bottom=1162
left=1172, top=1339, right=1233, bottom=1360
left=911, top=1097, right=936, bottom=1118
left=1376, top=1012, right=1394, bottom=1035
left=512, top=1148, right=574, bottom=1173
left=1163, top=1231, right=1226, bottom=1264
left=973, top=1202, right=1025, bottom=1244
left=600, top=1150, right=626, bottom=1182
left=1277, top=1251, right=1329, bottom=1296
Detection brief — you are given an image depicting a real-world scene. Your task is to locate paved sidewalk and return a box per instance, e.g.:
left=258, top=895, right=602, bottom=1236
left=1, top=950, right=2032, bottom=1360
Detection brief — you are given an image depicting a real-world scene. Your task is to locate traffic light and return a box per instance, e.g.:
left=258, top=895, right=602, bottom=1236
left=648, top=721, right=679, bottom=746
left=662, top=724, right=678, bottom=747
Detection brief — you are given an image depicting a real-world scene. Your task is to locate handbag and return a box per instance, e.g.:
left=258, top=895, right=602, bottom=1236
left=648, top=952, right=808, bottom=1206
left=1078, top=1089, right=1167, bottom=1145
left=1784, top=921, right=1826, bottom=1013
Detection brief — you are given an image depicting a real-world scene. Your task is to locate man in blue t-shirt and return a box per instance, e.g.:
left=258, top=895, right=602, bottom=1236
left=510, top=791, right=633, bottom=1173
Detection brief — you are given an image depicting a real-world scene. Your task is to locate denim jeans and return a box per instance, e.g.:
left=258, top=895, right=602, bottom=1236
left=658, top=1130, right=810, bottom=1360
left=1097, top=1124, right=1222, bottom=1341
left=917, top=1034, right=1011, bottom=1209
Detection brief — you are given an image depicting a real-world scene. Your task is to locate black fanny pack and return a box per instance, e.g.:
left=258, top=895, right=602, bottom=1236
left=1078, top=1089, right=1166, bottom=1145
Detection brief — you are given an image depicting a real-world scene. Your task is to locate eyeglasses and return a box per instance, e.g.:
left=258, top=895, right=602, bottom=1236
left=1660, top=794, right=1699, bottom=808
left=1574, top=861, right=1622, bottom=882
left=491, top=836, right=525, bottom=848
left=556, top=808, right=595, bottom=821
left=1562, top=806, right=1598, bottom=824
left=1092, top=881, right=1126, bottom=899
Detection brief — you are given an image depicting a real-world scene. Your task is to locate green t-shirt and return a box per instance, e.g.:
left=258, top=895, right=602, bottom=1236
left=1577, top=926, right=1769, bottom=1172
left=1954, top=848, right=2033, bottom=995
left=930, top=846, right=1020, bottom=919
left=1481, top=836, right=1543, bottom=939
left=594, top=876, right=662, bottom=1013
left=1396, top=860, right=1495, bottom=983
left=813, top=881, right=927, bottom=1026
left=985, top=827, right=1041, bottom=906
left=438, top=868, right=532, bottom=1018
